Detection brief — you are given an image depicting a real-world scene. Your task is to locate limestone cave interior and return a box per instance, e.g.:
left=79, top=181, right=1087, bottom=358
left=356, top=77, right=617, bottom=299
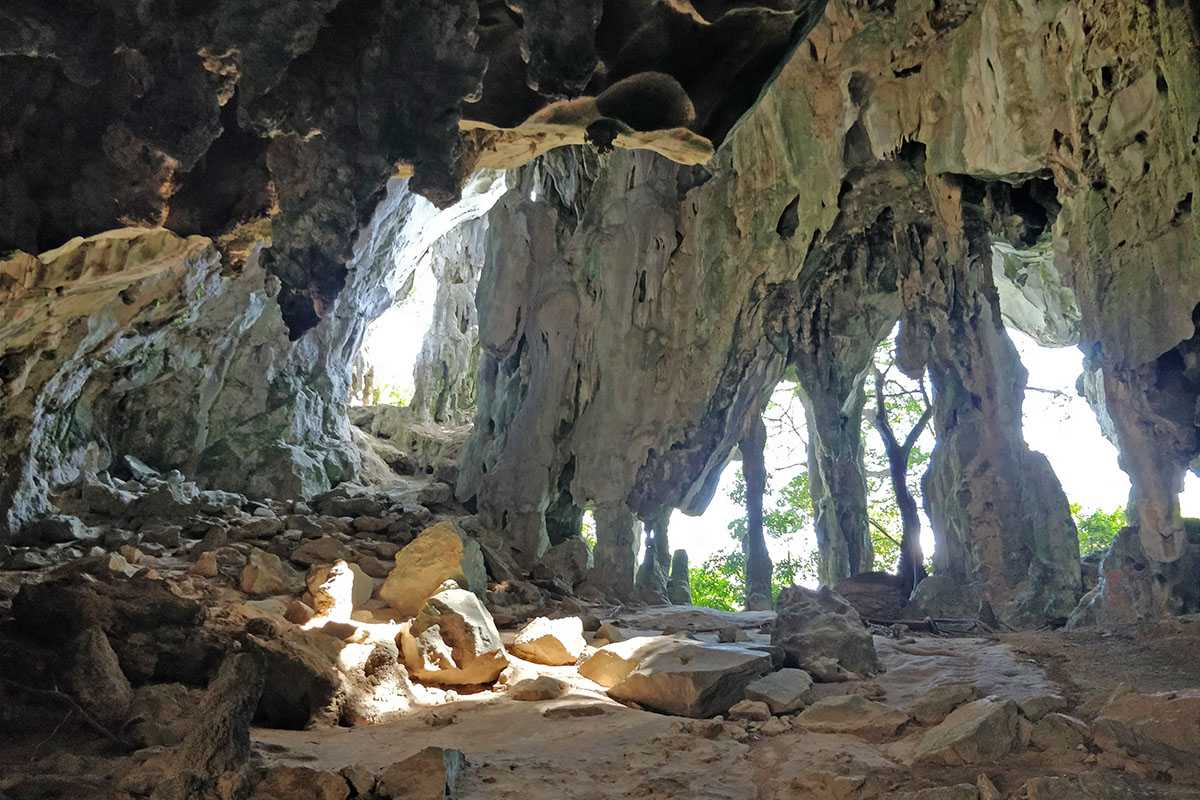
left=2, top=1, right=1200, bottom=798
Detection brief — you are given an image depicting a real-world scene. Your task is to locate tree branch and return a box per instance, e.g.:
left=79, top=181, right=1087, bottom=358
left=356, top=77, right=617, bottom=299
left=867, top=517, right=902, bottom=548
left=900, top=404, right=934, bottom=455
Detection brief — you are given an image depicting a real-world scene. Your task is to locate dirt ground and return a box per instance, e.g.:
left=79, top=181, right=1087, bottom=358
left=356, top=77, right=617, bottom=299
left=1001, top=614, right=1200, bottom=718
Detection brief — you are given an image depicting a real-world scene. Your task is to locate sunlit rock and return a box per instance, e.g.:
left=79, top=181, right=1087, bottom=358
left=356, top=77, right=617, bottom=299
left=399, top=586, right=508, bottom=686
left=379, top=522, right=487, bottom=617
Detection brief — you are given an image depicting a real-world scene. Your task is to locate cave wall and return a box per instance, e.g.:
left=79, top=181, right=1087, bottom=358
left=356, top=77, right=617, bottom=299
left=458, top=0, right=1198, bottom=624
left=0, top=177, right=500, bottom=536
left=409, top=216, right=488, bottom=425
left=457, top=147, right=800, bottom=584
left=0, top=0, right=825, bottom=539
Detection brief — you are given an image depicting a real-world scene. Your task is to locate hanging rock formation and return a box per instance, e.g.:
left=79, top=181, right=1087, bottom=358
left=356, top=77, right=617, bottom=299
left=0, top=0, right=826, bottom=337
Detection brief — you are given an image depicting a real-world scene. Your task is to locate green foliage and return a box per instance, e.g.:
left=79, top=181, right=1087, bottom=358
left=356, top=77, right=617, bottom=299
left=580, top=512, right=597, bottom=552
left=688, top=547, right=818, bottom=612
left=1071, top=503, right=1126, bottom=556
left=726, top=471, right=813, bottom=542
left=376, top=383, right=408, bottom=406
left=688, top=552, right=743, bottom=612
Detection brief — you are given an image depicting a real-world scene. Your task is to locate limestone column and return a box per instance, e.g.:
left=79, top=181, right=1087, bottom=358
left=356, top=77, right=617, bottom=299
left=590, top=502, right=643, bottom=601
left=900, top=177, right=1081, bottom=627
left=797, top=383, right=872, bottom=586
left=667, top=549, right=692, bottom=605
left=740, top=415, right=774, bottom=609
left=1100, top=361, right=1193, bottom=564
left=782, top=215, right=902, bottom=586
left=635, top=507, right=671, bottom=602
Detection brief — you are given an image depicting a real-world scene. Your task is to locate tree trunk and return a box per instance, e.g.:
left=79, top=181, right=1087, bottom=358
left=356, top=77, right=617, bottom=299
left=871, top=368, right=931, bottom=596
left=741, top=415, right=773, bottom=609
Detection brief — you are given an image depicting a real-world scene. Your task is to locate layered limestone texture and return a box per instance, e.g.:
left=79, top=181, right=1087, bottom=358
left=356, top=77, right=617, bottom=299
left=456, top=147, right=797, bottom=585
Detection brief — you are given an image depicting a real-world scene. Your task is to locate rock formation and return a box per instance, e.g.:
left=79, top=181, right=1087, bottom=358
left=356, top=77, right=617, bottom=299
left=2, top=0, right=1200, bottom=795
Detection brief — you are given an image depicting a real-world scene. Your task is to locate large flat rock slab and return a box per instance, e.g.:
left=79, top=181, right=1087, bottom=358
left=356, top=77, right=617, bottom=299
left=875, top=636, right=1061, bottom=711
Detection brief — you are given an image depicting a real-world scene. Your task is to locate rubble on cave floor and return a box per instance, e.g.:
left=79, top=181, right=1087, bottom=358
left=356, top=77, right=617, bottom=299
left=0, top=475, right=1199, bottom=800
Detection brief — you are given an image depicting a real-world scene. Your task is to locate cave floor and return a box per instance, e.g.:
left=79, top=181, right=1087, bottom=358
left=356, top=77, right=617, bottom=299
left=4, top=570, right=1200, bottom=799
left=249, top=614, right=1200, bottom=799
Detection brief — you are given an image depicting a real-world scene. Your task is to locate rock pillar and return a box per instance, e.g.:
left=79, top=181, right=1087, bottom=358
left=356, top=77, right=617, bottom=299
left=901, top=177, right=1081, bottom=627
left=591, top=503, right=643, bottom=601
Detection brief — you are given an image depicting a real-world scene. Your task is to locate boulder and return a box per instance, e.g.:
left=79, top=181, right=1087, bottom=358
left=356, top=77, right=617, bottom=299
left=252, top=767, right=350, bottom=800
left=744, top=668, right=815, bottom=714
left=61, top=626, right=133, bottom=728
left=596, top=638, right=773, bottom=718
left=142, top=525, right=183, bottom=548
left=906, top=575, right=982, bottom=620
left=399, top=587, right=508, bottom=686
left=908, top=684, right=979, bottom=725
left=379, top=522, right=487, bottom=617
left=24, top=514, right=98, bottom=545
left=794, top=695, right=909, bottom=740
left=772, top=585, right=880, bottom=678
left=1030, top=712, right=1091, bottom=753
left=339, top=765, right=376, bottom=798
left=727, top=699, right=772, bottom=722
left=127, top=683, right=199, bottom=747
left=376, top=747, right=463, bottom=800
left=510, top=675, right=569, bottom=701
left=594, top=622, right=630, bottom=644
left=339, top=640, right=420, bottom=726
left=245, top=626, right=344, bottom=729
left=913, top=697, right=1021, bottom=765
left=12, top=572, right=211, bottom=684
left=718, top=625, right=747, bottom=643
left=152, top=653, right=265, bottom=798
left=241, top=548, right=304, bottom=597
left=291, top=536, right=356, bottom=567
left=579, top=636, right=682, bottom=687
left=307, top=560, right=373, bottom=617
left=190, top=551, right=219, bottom=575
left=532, top=539, right=592, bottom=588
left=833, top=572, right=909, bottom=621
left=285, top=599, right=317, bottom=625
left=1016, top=693, right=1067, bottom=722
left=510, top=616, right=587, bottom=666
left=1093, top=688, right=1200, bottom=777
left=232, top=517, right=285, bottom=541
